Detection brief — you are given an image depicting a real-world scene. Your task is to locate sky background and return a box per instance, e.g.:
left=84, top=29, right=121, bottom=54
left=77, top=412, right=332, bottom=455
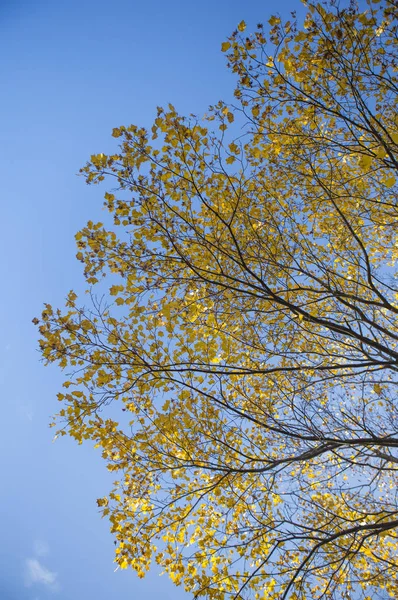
left=0, top=1, right=301, bottom=598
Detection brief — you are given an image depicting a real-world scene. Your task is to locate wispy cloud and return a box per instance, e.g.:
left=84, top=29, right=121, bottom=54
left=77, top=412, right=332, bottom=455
left=33, top=539, right=49, bottom=557
left=17, top=402, right=34, bottom=421
left=25, top=558, right=59, bottom=592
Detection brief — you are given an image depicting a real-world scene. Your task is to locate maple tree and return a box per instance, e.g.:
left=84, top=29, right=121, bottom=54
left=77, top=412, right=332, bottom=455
left=37, top=0, right=398, bottom=598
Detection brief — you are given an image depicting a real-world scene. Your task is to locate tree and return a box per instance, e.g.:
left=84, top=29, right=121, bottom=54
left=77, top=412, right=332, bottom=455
left=37, top=1, right=398, bottom=598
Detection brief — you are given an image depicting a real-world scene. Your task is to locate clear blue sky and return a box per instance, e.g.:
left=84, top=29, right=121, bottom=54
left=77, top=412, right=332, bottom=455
left=0, top=0, right=300, bottom=598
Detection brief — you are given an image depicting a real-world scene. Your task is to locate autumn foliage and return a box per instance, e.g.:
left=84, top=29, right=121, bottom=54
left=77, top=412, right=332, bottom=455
left=37, top=1, right=398, bottom=598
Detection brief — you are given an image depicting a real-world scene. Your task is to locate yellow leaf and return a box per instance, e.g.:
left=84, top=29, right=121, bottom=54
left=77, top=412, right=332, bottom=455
left=237, top=20, right=246, bottom=32
left=359, top=154, right=372, bottom=169
left=384, top=175, right=396, bottom=188
left=269, top=15, right=281, bottom=26
left=221, top=41, right=231, bottom=52
left=96, top=497, right=109, bottom=507
left=210, top=356, right=222, bottom=364
left=376, top=146, right=386, bottom=159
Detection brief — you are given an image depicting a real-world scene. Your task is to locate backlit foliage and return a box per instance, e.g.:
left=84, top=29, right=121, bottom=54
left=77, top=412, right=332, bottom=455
left=37, top=0, right=398, bottom=597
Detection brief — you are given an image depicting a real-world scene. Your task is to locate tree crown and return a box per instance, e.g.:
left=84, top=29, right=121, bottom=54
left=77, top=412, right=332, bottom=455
left=38, top=1, right=398, bottom=598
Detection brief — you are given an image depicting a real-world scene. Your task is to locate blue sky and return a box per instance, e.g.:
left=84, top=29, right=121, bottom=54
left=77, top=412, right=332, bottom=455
left=0, top=0, right=300, bottom=598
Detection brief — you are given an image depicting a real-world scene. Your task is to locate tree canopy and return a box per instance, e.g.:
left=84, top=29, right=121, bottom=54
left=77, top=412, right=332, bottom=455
left=37, top=0, right=398, bottom=598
